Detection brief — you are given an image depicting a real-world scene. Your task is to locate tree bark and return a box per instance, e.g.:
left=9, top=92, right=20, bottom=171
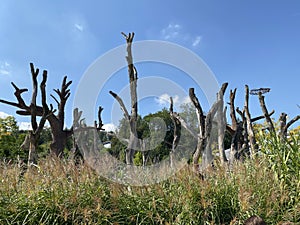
left=244, top=85, right=257, bottom=157
left=217, top=84, right=228, bottom=165
left=279, top=112, right=300, bottom=141
left=169, top=96, right=181, bottom=168
left=258, top=92, right=275, bottom=133
left=189, top=83, right=228, bottom=171
left=110, top=32, right=138, bottom=165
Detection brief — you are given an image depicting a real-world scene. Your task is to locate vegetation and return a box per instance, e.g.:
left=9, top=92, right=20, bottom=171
left=0, top=131, right=298, bottom=224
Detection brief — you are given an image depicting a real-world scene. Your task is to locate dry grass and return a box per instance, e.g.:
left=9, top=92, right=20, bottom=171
left=0, top=138, right=299, bottom=224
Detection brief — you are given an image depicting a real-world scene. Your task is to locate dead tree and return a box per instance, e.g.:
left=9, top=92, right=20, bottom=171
left=255, top=88, right=300, bottom=141
left=0, top=63, right=72, bottom=158
left=279, top=112, right=300, bottom=140
left=227, top=86, right=275, bottom=161
left=227, top=88, right=243, bottom=161
left=71, top=106, right=105, bottom=163
left=175, top=83, right=228, bottom=172
left=48, top=76, right=73, bottom=156
left=0, top=63, right=55, bottom=165
left=169, top=96, right=181, bottom=168
left=109, top=32, right=138, bottom=165
left=193, top=83, right=227, bottom=170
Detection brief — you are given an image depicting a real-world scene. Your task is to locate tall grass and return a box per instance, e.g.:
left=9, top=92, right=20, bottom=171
left=0, top=136, right=299, bottom=224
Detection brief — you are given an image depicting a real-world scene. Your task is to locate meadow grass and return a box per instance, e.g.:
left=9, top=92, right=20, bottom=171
left=0, top=135, right=299, bottom=224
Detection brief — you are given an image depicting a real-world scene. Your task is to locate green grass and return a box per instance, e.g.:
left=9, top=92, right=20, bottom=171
left=0, top=134, right=299, bottom=224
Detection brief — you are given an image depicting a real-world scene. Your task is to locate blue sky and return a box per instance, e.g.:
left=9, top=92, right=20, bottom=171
left=0, top=1, right=300, bottom=130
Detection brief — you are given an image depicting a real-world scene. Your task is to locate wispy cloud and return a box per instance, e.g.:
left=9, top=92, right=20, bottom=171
left=192, top=36, right=202, bottom=47
left=160, top=23, right=202, bottom=48
left=161, top=23, right=181, bottom=40
left=0, top=61, right=11, bottom=75
left=74, top=23, right=83, bottom=32
left=155, top=93, right=190, bottom=108
left=155, top=93, right=174, bottom=106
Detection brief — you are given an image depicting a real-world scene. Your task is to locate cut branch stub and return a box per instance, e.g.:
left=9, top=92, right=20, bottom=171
left=251, top=110, right=275, bottom=123
left=229, top=88, right=237, bottom=131
left=258, top=92, right=275, bottom=133
left=30, top=62, right=39, bottom=79
left=244, top=85, right=258, bottom=156
left=121, top=32, right=135, bottom=44
left=189, top=87, right=205, bottom=136
left=250, top=87, right=271, bottom=95
left=109, top=91, right=130, bottom=121
left=279, top=112, right=300, bottom=139
left=95, top=106, right=104, bottom=131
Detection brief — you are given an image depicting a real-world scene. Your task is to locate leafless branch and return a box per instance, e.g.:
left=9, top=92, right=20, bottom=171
left=109, top=91, right=130, bottom=121
left=258, top=92, right=275, bottom=133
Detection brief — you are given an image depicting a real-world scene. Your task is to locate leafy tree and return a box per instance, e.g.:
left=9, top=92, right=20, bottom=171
left=0, top=116, right=26, bottom=161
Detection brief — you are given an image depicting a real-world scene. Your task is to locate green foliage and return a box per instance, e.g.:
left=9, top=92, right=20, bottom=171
left=257, top=131, right=300, bottom=214
left=0, top=116, right=27, bottom=161
left=0, top=116, right=18, bottom=134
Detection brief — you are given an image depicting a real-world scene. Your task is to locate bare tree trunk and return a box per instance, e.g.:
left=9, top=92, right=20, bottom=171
left=169, top=96, right=181, bottom=168
left=228, top=88, right=241, bottom=162
left=189, top=83, right=228, bottom=171
left=229, top=89, right=238, bottom=131
left=279, top=112, right=300, bottom=141
left=27, top=132, right=38, bottom=165
left=258, top=92, right=275, bottom=133
left=217, top=89, right=227, bottom=165
left=110, top=32, right=138, bottom=165
left=244, top=85, right=257, bottom=157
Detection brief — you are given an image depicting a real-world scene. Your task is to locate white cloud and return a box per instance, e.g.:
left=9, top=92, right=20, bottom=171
left=160, top=23, right=202, bottom=48
left=103, top=123, right=117, bottom=132
left=182, top=96, right=191, bottom=104
left=155, top=94, right=190, bottom=108
left=161, top=23, right=181, bottom=40
left=0, top=61, right=11, bottom=75
left=74, top=23, right=83, bottom=32
left=155, top=93, right=172, bottom=106
left=0, top=111, right=11, bottom=119
left=0, top=69, right=9, bottom=75
left=192, top=36, right=202, bottom=47
left=18, top=122, right=32, bottom=131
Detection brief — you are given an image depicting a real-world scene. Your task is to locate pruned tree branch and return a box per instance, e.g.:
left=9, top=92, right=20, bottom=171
left=169, top=96, right=181, bottom=151
left=109, top=91, right=130, bottom=121
left=251, top=110, right=275, bottom=122
left=94, top=106, right=104, bottom=131
left=189, top=88, right=205, bottom=136
left=286, top=115, right=300, bottom=130
left=244, top=85, right=258, bottom=156
left=229, top=88, right=237, bottom=131
left=258, top=92, right=275, bottom=133
left=279, top=112, right=300, bottom=140
left=173, top=112, right=198, bottom=139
